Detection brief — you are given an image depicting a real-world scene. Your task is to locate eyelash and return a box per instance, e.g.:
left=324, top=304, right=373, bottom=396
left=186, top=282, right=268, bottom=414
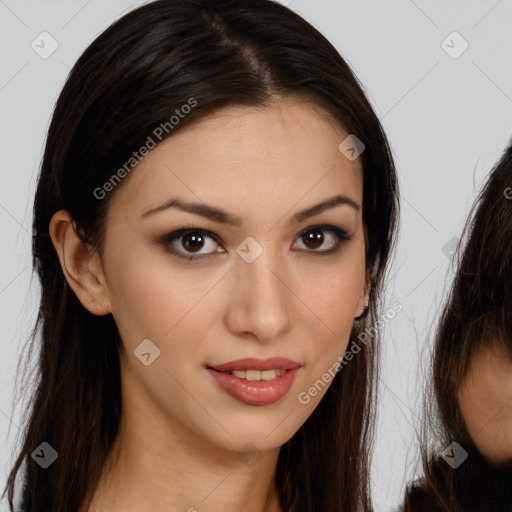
left=158, top=223, right=351, bottom=261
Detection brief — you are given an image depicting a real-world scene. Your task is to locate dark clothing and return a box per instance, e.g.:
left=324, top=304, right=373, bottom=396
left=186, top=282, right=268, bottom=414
left=402, top=453, right=512, bottom=512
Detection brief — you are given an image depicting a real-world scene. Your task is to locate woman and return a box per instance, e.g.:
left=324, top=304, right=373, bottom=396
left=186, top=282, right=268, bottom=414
left=403, top=142, right=512, bottom=511
left=2, top=0, right=399, bottom=510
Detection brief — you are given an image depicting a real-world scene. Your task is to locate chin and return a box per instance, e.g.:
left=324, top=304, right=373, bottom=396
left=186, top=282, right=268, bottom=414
left=474, top=438, right=512, bottom=467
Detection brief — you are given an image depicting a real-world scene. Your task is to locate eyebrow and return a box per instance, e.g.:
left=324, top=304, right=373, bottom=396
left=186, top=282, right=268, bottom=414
left=141, top=194, right=360, bottom=226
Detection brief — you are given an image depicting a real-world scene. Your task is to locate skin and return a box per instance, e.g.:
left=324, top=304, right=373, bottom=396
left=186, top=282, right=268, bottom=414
left=50, top=97, right=369, bottom=512
left=458, top=339, right=512, bottom=464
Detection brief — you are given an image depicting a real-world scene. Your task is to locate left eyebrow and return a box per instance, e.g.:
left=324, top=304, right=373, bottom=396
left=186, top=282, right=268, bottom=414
left=141, top=193, right=360, bottom=226
left=292, top=194, right=360, bottom=223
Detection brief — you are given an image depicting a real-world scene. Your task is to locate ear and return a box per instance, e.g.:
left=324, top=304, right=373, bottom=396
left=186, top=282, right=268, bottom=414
left=355, top=272, right=371, bottom=318
left=49, top=210, right=111, bottom=315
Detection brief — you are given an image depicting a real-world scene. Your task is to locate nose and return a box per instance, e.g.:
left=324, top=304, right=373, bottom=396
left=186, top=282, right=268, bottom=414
left=225, top=245, right=292, bottom=344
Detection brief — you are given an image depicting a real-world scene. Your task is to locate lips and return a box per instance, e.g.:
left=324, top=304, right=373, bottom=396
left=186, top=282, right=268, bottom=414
left=206, top=357, right=302, bottom=406
left=207, top=357, right=301, bottom=372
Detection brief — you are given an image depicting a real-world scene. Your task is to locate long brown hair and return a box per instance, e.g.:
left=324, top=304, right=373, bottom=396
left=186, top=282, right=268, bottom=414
left=3, top=1, right=399, bottom=510
left=403, top=143, right=512, bottom=511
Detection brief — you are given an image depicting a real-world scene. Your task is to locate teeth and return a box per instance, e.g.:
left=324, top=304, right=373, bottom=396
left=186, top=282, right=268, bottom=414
left=246, top=370, right=261, bottom=381
left=231, top=369, right=286, bottom=380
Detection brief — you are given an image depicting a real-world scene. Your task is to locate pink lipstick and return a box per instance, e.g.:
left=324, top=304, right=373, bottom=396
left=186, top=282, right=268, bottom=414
left=206, top=357, right=301, bottom=406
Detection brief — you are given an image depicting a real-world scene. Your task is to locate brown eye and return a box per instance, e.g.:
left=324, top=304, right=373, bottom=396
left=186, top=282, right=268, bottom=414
left=181, top=232, right=207, bottom=253
left=294, top=225, right=350, bottom=254
left=161, top=229, right=223, bottom=259
left=301, top=229, right=324, bottom=250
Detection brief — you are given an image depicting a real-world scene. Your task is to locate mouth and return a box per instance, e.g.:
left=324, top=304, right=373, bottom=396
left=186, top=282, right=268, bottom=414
left=206, top=357, right=302, bottom=406
left=207, top=357, right=301, bottom=373
left=215, top=368, right=287, bottom=381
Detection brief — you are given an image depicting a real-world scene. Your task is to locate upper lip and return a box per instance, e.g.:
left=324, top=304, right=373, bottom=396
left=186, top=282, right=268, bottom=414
left=207, top=357, right=302, bottom=372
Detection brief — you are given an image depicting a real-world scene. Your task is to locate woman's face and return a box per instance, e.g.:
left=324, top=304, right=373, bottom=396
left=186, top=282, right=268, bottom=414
left=458, top=340, right=512, bottom=464
left=95, top=97, right=368, bottom=455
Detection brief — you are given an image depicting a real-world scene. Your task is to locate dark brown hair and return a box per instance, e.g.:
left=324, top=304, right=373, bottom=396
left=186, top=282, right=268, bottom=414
left=3, top=1, right=399, bottom=510
left=403, top=143, right=512, bottom=512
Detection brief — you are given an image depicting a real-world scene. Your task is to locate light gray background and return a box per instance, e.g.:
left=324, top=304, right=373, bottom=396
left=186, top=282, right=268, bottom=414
left=1, top=0, right=512, bottom=510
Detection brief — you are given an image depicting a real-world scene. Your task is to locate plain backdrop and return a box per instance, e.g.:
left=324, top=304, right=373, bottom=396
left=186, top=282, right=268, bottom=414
left=1, top=0, right=512, bottom=510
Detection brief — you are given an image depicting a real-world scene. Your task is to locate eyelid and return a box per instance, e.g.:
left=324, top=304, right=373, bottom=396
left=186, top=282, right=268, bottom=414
left=158, top=225, right=223, bottom=261
left=158, top=223, right=351, bottom=260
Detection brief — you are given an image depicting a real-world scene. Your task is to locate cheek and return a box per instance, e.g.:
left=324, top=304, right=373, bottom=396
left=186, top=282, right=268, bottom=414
left=459, top=368, right=512, bottom=463
left=304, top=276, right=361, bottom=343
left=294, top=257, right=366, bottom=382
left=105, top=246, right=225, bottom=347
left=298, top=251, right=365, bottom=326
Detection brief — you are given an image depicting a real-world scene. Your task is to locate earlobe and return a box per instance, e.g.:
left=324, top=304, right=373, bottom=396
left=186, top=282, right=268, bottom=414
left=356, top=295, right=370, bottom=318
left=356, top=275, right=371, bottom=318
left=49, top=210, right=111, bottom=316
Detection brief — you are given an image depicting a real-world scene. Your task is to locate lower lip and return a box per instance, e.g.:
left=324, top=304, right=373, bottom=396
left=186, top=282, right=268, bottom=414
left=206, top=368, right=300, bottom=406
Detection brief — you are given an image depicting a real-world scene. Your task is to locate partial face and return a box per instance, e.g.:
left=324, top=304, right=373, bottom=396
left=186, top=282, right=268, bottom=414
left=458, top=340, right=512, bottom=464
left=98, top=98, right=368, bottom=454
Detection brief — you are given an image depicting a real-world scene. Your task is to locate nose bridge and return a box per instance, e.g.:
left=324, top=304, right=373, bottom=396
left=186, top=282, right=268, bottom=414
left=231, top=238, right=291, bottom=340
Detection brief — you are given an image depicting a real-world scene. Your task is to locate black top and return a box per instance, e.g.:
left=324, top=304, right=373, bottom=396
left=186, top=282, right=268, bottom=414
left=402, top=453, right=512, bottom=512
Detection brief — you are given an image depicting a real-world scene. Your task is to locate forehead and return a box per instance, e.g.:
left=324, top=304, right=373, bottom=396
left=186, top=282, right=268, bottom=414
left=107, top=98, right=363, bottom=225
